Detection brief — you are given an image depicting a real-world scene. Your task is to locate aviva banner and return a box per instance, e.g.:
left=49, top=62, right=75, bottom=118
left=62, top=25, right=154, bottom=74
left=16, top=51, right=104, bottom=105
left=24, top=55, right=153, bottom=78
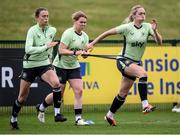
left=63, top=46, right=180, bottom=104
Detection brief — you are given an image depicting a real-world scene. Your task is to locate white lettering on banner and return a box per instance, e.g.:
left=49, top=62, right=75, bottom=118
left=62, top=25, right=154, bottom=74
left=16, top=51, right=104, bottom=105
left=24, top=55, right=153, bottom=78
left=1, top=66, right=38, bottom=88
left=1, top=67, right=13, bottom=88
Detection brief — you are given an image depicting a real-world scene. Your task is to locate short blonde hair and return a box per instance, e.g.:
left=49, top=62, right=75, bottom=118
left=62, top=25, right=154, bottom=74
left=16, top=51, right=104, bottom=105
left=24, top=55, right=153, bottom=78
left=122, top=5, right=144, bottom=24
left=72, top=11, right=87, bottom=21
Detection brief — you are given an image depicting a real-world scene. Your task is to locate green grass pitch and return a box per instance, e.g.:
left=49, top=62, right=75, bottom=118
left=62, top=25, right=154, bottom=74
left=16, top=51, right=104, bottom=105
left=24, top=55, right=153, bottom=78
left=1, top=110, right=180, bottom=134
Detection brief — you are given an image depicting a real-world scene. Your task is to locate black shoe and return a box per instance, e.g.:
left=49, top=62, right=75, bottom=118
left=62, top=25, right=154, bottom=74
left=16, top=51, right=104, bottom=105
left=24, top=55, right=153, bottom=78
left=10, top=121, right=19, bottom=130
left=54, top=114, right=67, bottom=122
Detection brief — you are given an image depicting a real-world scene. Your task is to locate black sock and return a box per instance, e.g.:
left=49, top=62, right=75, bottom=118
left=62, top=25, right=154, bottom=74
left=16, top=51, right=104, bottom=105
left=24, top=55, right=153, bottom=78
left=12, top=100, right=22, bottom=117
left=53, top=87, right=61, bottom=108
left=110, top=94, right=126, bottom=113
left=75, top=108, right=82, bottom=116
left=173, top=102, right=178, bottom=107
left=138, top=77, right=148, bottom=101
left=43, top=100, right=49, bottom=108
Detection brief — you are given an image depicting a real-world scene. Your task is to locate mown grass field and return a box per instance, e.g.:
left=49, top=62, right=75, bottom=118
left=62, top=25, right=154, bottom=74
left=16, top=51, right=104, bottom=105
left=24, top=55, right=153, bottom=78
left=1, top=110, right=180, bottom=134
left=0, top=104, right=180, bottom=134
left=0, top=1, right=180, bottom=134
left=0, top=0, right=180, bottom=40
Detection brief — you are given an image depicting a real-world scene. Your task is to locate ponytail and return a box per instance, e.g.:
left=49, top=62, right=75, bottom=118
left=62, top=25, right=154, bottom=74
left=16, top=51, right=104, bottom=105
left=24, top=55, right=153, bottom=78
left=122, top=5, right=143, bottom=24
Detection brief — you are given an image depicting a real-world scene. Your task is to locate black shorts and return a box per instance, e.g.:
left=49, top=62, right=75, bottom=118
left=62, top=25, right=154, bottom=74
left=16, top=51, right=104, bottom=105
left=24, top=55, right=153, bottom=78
left=54, top=67, right=81, bottom=84
left=19, top=64, right=54, bottom=83
left=116, top=57, right=142, bottom=81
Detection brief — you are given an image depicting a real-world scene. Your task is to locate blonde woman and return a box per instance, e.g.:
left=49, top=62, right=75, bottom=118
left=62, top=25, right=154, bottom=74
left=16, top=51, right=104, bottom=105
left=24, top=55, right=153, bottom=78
left=87, top=5, right=162, bottom=126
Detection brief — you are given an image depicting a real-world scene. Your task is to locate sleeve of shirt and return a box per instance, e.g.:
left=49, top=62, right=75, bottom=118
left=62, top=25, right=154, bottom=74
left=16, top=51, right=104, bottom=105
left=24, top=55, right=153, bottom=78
left=115, top=24, right=127, bottom=35
left=60, top=30, right=71, bottom=47
left=25, top=28, right=48, bottom=54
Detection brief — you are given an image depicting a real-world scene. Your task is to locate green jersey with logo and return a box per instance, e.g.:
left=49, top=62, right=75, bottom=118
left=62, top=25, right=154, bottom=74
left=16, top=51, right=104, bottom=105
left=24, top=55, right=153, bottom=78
left=23, top=24, right=56, bottom=68
left=115, top=22, right=154, bottom=61
left=53, top=27, right=89, bottom=69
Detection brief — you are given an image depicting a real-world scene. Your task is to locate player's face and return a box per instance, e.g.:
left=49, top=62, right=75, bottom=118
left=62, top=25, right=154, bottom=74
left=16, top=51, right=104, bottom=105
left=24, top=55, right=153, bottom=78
left=36, top=10, right=49, bottom=27
left=75, top=17, right=87, bottom=31
left=135, top=8, right=146, bottom=22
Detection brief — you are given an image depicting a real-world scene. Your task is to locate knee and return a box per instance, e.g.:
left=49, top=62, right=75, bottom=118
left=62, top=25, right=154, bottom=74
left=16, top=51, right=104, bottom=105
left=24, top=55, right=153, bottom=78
left=51, top=80, right=61, bottom=88
left=74, top=88, right=83, bottom=97
left=139, top=71, right=148, bottom=78
left=119, top=90, right=128, bottom=98
left=17, top=96, right=26, bottom=104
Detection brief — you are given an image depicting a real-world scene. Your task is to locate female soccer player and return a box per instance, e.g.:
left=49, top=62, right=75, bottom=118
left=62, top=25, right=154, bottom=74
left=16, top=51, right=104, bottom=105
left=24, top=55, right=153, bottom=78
left=36, top=11, right=90, bottom=126
left=10, top=7, right=63, bottom=129
left=86, top=5, right=162, bottom=126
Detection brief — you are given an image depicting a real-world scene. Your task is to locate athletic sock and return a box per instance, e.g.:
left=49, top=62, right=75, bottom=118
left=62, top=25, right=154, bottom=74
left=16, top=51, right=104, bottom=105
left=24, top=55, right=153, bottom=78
left=75, top=108, right=82, bottom=121
left=106, top=110, right=114, bottom=119
left=110, top=94, right=126, bottom=114
left=11, top=99, right=22, bottom=122
left=142, top=100, right=149, bottom=109
left=39, top=100, right=49, bottom=112
left=138, top=77, right=148, bottom=108
left=53, top=87, right=61, bottom=116
left=54, top=108, right=60, bottom=116
left=11, top=116, right=17, bottom=123
left=138, top=77, right=148, bottom=101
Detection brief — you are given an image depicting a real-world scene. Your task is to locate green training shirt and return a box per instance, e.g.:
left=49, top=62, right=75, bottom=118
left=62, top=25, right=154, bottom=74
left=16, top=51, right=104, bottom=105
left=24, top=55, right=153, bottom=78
left=115, top=22, right=154, bottom=61
left=23, top=23, right=56, bottom=68
left=53, top=27, right=89, bottom=69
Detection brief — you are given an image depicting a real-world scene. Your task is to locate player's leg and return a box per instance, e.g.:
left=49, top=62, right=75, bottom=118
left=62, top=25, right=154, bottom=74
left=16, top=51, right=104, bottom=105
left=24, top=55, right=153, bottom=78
left=41, top=69, right=66, bottom=122
left=69, top=78, right=88, bottom=126
left=105, top=77, right=134, bottom=126
left=125, top=64, right=156, bottom=114
left=36, top=84, right=66, bottom=122
left=10, top=80, right=31, bottom=130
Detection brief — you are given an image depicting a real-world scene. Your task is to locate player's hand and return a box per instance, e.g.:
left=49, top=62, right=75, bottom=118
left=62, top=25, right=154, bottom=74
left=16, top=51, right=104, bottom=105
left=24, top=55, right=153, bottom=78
left=81, top=50, right=89, bottom=59
left=47, top=42, right=59, bottom=48
left=151, top=19, right=158, bottom=31
left=85, top=43, right=94, bottom=51
left=75, top=50, right=85, bottom=56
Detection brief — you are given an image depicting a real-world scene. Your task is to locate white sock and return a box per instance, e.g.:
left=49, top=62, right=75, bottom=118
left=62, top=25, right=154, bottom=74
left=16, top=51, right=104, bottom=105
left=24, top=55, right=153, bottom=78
left=75, top=114, right=82, bottom=121
left=11, top=116, right=17, bottom=123
left=106, top=110, right=114, bottom=119
left=54, top=108, right=60, bottom=116
left=39, top=104, right=45, bottom=112
left=142, top=100, right=149, bottom=109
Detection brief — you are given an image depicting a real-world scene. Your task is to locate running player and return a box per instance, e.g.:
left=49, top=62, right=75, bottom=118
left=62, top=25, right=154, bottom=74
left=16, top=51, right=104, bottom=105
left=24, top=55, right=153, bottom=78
left=36, top=11, right=90, bottom=126
left=86, top=5, right=162, bottom=126
left=10, top=7, right=63, bottom=130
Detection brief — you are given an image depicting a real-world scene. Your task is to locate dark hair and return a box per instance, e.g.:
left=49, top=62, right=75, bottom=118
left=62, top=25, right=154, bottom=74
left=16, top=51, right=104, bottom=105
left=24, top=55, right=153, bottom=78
left=35, top=7, right=48, bottom=17
left=72, top=11, right=87, bottom=21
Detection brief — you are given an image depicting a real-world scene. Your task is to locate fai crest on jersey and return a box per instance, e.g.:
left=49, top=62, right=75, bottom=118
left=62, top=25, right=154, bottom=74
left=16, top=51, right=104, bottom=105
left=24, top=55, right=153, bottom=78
left=22, top=72, right=27, bottom=79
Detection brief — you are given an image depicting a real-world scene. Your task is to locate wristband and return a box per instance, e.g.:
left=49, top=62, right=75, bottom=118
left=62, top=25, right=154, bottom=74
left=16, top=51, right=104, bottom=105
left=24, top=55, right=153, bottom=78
left=73, top=50, right=76, bottom=55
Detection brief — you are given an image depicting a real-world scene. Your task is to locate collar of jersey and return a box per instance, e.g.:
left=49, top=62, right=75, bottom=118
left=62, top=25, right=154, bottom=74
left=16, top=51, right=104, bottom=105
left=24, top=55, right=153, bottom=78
left=133, top=24, right=142, bottom=29
left=73, top=26, right=82, bottom=36
left=36, top=23, right=49, bottom=31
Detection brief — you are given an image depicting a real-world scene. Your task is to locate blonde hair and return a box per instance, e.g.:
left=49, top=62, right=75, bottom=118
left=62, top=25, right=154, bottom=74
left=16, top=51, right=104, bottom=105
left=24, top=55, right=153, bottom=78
left=72, top=11, right=87, bottom=21
left=122, top=5, right=144, bottom=24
